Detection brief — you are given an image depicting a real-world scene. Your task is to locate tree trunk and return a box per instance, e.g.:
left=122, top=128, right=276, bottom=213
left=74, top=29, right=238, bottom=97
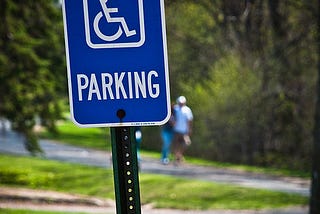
left=310, top=0, right=320, bottom=212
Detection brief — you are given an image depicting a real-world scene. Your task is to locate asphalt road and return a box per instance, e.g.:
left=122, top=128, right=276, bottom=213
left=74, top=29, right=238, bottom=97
left=0, top=127, right=310, bottom=196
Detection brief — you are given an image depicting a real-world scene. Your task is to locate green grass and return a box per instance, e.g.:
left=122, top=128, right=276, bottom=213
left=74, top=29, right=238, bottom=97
left=0, top=154, right=114, bottom=198
left=140, top=174, right=308, bottom=210
left=0, top=154, right=308, bottom=210
left=39, top=120, right=111, bottom=151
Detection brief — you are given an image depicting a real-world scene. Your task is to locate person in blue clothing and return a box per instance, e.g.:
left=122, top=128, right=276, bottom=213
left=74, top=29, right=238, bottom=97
left=160, top=106, right=175, bottom=165
left=172, top=96, right=193, bottom=165
left=134, top=126, right=142, bottom=163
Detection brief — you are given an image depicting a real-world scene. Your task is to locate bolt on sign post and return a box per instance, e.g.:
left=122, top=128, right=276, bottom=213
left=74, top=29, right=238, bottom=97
left=61, top=0, right=170, bottom=213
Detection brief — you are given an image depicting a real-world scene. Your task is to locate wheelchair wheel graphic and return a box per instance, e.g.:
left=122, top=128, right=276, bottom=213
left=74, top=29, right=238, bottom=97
left=93, top=12, right=123, bottom=42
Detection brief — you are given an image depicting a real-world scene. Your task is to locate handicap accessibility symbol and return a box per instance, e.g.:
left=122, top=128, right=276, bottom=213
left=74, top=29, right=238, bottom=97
left=83, top=0, right=145, bottom=49
left=93, top=0, right=137, bottom=42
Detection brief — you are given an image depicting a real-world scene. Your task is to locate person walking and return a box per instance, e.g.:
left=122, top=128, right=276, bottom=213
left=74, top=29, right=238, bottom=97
left=172, top=96, right=193, bottom=165
left=134, top=126, right=142, bottom=164
left=160, top=106, right=175, bottom=165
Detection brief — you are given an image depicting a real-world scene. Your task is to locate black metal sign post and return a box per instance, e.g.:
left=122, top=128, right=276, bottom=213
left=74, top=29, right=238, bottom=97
left=111, top=126, right=141, bottom=214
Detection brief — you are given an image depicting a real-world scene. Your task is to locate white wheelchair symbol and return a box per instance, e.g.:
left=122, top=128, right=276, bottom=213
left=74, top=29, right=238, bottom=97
left=94, top=0, right=136, bottom=42
left=83, top=0, right=145, bottom=49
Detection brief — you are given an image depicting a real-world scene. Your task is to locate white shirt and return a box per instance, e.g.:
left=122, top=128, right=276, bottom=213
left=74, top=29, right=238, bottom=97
left=174, top=104, right=193, bottom=134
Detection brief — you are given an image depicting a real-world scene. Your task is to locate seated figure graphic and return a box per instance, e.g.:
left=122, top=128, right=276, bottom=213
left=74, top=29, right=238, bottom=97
left=94, top=0, right=136, bottom=42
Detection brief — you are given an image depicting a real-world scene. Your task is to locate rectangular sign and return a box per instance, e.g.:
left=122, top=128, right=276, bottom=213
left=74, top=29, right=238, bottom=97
left=62, top=0, right=170, bottom=127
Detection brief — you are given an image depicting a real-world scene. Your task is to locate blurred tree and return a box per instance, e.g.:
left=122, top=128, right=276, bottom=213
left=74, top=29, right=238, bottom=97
left=143, top=0, right=318, bottom=171
left=183, top=55, right=261, bottom=163
left=166, top=1, right=222, bottom=97
left=242, top=0, right=317, bottom=167
left=0, top=0, right=65, bottom=155
left=310, top=0, right=320, bottom=212
left=193, top=0, right=317, bottom=168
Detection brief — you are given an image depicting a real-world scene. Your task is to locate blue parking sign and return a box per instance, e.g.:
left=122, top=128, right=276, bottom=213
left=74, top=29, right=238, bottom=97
left=62, top=0, right=170, bottom=127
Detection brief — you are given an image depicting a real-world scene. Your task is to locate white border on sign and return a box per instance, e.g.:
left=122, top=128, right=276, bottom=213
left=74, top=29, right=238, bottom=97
left=62, top=0, right=171, bottom=127
left=83, top=0, right=145, bottom=49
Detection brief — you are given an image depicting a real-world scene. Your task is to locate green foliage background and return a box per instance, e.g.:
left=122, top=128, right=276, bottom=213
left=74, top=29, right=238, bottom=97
left=0, top=0, right=65, bottom=154
left=0, top=0, right=318, bottom=170
left=143, top=0, right=318, bottom=171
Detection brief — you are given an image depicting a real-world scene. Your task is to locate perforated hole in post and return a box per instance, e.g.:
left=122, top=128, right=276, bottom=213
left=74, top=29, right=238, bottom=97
left=119, top=128, right=136, bottom=213
left=113, top=127, right=140, bottom=214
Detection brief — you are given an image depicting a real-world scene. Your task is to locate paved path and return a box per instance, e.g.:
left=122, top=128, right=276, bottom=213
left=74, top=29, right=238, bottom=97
left=0, top=129, right=310, bottom=196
